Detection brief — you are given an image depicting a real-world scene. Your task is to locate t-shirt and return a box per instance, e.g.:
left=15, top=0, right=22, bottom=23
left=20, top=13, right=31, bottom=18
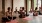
left=28, top=12, right=33, bottom=18
left=28, top=12, right=33, bottom=16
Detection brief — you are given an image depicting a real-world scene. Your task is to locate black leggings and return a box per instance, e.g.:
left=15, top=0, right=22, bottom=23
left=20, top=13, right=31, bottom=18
left=2, top=17, right=8, bottom=22
left=8, top=16, right=12, bottom=20
left=13, top=16, right=16, bottom=20
left=2, top=16, right=12, bottom=22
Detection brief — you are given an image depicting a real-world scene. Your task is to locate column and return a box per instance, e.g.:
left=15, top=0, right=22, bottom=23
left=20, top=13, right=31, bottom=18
left=0, top=0, right=2, bottom=12
left=25, top=0, right=27, bottom=15
left=31, top=0, right=34, bottom=11
left=27, top=0, right=29, bottom=14
left=11, top=0, right=13, bottom=12
left=2, top=0, right=5, bottom=15
left=27, top=0, right=31, bottom=14
left=41, top=0, right=42, bottom=8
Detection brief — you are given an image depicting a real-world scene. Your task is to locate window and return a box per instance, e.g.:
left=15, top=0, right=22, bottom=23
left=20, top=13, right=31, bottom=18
left=38, top=0, right=41, bottom=10
left=34, top=0, right=41, bottom=11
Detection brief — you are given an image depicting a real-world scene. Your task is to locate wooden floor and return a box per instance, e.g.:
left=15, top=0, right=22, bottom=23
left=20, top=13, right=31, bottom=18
left=0, top=12, right=42, bottom=23
left=0, top=12, right=3, bottom=23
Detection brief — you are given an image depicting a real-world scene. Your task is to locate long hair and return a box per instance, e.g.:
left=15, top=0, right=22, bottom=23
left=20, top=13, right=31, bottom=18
left=8, top=7, right=10, bottom=11
left=35, top=7, right=38, bottom=10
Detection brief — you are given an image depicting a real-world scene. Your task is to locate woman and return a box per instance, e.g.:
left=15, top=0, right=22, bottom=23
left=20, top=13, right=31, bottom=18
left=2, top=7, right=12, bottom=22
left=39, top=7, right=42, bottom=15
left=5, top=7, right=12, bottom=17
left=19, top=7, right=25, bottom=18
left=5, top=7, right=12, bottom=21
left=28, top=9, right=33, bottom=17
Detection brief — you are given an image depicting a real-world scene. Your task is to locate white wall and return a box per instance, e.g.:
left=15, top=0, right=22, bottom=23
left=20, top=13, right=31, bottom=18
left=5, top=0, right=25, bottom=12
left=13, top=0, right=25, bottom=11
left=0, top=0, right=2, bottom=12
left=5, top=0, right=12, bottom=12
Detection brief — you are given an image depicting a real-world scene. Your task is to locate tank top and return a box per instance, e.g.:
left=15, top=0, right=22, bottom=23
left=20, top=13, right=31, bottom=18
left=6, top=11, right=11, bottom=17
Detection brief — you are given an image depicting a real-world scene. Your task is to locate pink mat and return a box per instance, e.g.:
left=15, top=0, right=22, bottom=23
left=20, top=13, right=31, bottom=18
left=6, top=17, right=32, bottom=23
left=22, top=17, right=32, bottom=20
left=6, top=20, right=18, bottom=23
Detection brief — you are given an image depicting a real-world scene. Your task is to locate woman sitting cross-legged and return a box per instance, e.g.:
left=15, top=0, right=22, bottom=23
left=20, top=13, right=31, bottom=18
left=2, top=7, right=12, bottom=22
